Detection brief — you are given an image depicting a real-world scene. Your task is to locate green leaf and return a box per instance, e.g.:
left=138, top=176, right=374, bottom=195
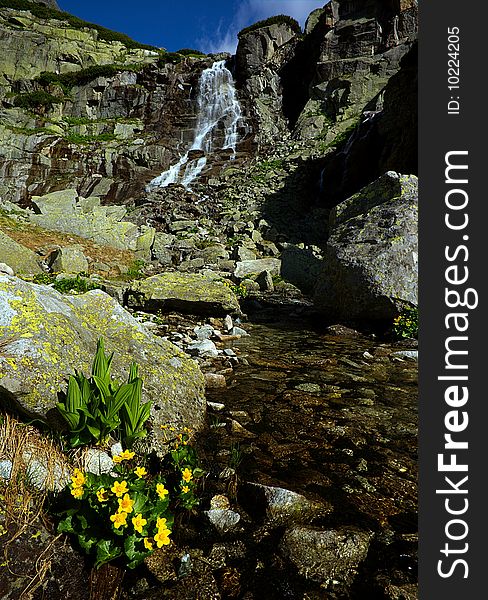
left=92, top=375, right=111, bottom=401
left=57, top=515, right=74, bottom=533
left=56, top=403, right=79, bottom=429
left=78, top=532, right=96, bottom=554
left=95, top=539, right=121, bottom=568
left=66, top=375, right=82, bottom=412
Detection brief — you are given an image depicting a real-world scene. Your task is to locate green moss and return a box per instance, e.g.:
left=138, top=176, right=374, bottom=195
left=0, top=0, right=160, bottom=51
left=238, top=14, right=301, bottom=38
left=65, top=132, right=117, bottom=144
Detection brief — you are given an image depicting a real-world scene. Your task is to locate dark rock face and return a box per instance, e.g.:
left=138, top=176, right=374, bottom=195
left=319, top=41, right=418, bottom=205
left=314, top=172, right=418, bottom=322
left=31, top=0, right=60, bottom=8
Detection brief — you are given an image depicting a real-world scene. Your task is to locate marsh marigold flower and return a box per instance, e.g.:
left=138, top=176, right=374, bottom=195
left=111, top=480, right=129, bottom=497
left=156, top=483, right=169, bottom=500
left=143, top=538, right=153, bottom=550
left=181, top=485, right=190, bottom=494
left=71, top=486, right=84, bottom=499
left=118, top=493, right=134, bottom=514
left=154, top=528, right=171, bottom=547
left=113, top=450, right=135, bottom=464
left=96, top=488, right=109, bottom=502
left=110, top=511, right=128, bottom=529
left=134, top=466, right=147, bottom=478
left=132, top=513, right=147, bottom=534
left=71, top=468, right=86, bottom=487
left=156, top=516, right=168, bottom=530
left=182, top=468, right=192, bottom=483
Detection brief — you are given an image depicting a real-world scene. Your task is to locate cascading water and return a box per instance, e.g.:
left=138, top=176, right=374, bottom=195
left=148, top=60, right=243, bottom=190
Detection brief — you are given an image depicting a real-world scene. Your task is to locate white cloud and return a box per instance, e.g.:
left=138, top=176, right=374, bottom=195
left=199, top=0, right=326, bottom=54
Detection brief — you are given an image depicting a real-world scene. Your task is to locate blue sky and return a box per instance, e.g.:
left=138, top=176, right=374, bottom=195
left=58, top=1, right=325, bottom=53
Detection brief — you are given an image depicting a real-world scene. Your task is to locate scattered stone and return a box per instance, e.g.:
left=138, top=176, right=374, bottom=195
left=255, top=270, right=274, bottom=292
left=48, top=245, right=89, bottom=274
left=0, top=231, right=43, bottom=275
left=210, top=495, right=231, bottom=510
left=194, top=324, right=215, bottom=340
left=234, top=258, right=281, bottom=279
left=0, top=460, right=13, bottom=480
left=242, top=483, right=332, bottom=526
left=23, top=451, right=70, bottom=492
left=325, top=324, right=362, bottom=337
left=207, top=401, right=225, bottom=411
left=295, top=383, right=321, bottom=393
left=0, top=263, right=14, bottom=276
left=231, top=326, right=250, bottom=337
left=223, top=348, right=236, bottom=357
left=280, top=526, right=373, bottom=585
left=84, top=448, right=114, bottom=475
left=205, top=373, right=227, bottom=388
left=111, top=442, right=123, bottom=457
left=223, top=314, right=233, bottom=332
left=187, top=339, right=219, bottom=358
left=391, top=350, right=418, bottom=361
left=205, top=509, right=241, bottom=535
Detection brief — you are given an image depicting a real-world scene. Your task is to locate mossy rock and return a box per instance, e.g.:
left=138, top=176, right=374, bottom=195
left=127, top=272, right=241, bottom=316
left=0, top=275, right=206, bottom=447
left=0, top=230, right=43, bottom=275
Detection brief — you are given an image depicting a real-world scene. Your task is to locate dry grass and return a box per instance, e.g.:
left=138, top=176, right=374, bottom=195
left=0, top=214, right=137, bottom=278
left=0, top=414, right=69, bottom=597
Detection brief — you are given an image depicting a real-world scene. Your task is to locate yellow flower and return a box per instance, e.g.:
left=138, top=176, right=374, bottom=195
left=181, top=468, right=192, bottom=483
left=118, top=493, right=134, bottom=514
left=111, top=480, right=129, bottom=498
left=110, top=511, right=128, bottom=529
left=143, top=538, right=153, bottom=550
left=181, top=485, right=190, bottom=494
left=71, top=486, right=84, bottom=499
left=156, top=516, right=168, bottom=531
left=154, top=528, right=171, bottom=547
left=134, top=466, right=147, bottom=478
left=113, top=449, right=135, bottom=464
left=96, top=488, right=109, bottom=502
left=132, top=513, right=147, bottom=534
left=156, top=483, right=169, bottom=500
left=71, top=468, right=86, bottom=487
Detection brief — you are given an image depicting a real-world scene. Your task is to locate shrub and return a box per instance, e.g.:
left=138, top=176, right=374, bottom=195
left=13, top=90, right=62, bottom=109
left=37, top=63, right=144, bottom=92
left=238, top=15, right=301, bottom=38
left=32, top=273, right=101, bottom=294
left=157, top=51, right=184, bottom=66
left=176, top=48, right=205, bottom=57
left=0, top=0, right=159, bottom=51
left=393, top=305, right=418, bottom=339
left=56, top=338, right=151, bottom=448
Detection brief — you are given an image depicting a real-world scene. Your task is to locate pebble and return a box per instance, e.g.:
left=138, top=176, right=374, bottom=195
left=204, top=373, right=227, bottom=388
left=205, top=509, right=241, bottom=534
left=187, top=339, right=219, bottom=358
left=207, top=401, right=226, bottom=411
left=84, top=448, right=114, bottom=475
left=231, top=326, right=250, bottom=337
left=194, top=324, right=215, bottom=340
left=0, top=460, right=13, bottom=480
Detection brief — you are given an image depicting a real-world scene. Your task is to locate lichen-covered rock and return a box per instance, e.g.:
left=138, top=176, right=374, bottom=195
left=234, top=258, right=281, bottom=279
left=280, top=526, right=373, bottom=585
left=48, top=245, right=89, bottom=274
left=0, top=275, right=206, bottom=447
left=127, top=272, right=241, bottom=316
left=314, top=172, right=418, bottom=321
left=0, top=230, right=43, bottom=275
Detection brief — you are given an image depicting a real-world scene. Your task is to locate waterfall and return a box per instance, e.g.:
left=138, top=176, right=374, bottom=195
left=148, top=60, right=243, bottom=190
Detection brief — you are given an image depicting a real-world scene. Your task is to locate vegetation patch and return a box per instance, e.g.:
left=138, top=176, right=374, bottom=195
left=37, top=63, right=145, bottom=92
left=65, top=132, right=117, bottom=145
left=176, top=48, right=206, bottom=57
left=0, top=0, right=160, bottom=51
left=393, top=305, right=418, bottom=339
left=157, top=51, right=185, bottom=66
left=13, top=90, right=62, bottom=109
left=238, top=15, right=301, bottom=38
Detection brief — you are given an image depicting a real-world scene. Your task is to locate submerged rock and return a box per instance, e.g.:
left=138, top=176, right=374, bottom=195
left=314, top=172, right=418, bottom=321
left=0, top=275, right=206, bottom=449
left=280, top=526, right=373, bottom=585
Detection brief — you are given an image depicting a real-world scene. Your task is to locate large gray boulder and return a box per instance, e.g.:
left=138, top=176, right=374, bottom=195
left=314, top=172, right=418, bottom=321
left=0, top=275, right=206, bottom=451
left=127, top=272, right=241, bottom=316
left=0, top=231, right=43, bottom=275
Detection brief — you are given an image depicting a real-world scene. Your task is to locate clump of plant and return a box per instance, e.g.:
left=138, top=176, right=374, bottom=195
left=157, top=51, right=184, bottom=66
left=56, top=339, right=151, bottom=448
left=392, top=305, right=418, bottom=339
left=221, top=279, right=248, bottom=298
left=56, top=452, right=173, bottom=568
left=37, top=64, right=144, bottom=92
left=176, top=48, right=206, bottom=57
left=55, top=432, right=204, bottom=569
left=31, top=273, right=100, bottom=294
left=238, top=15, right=301, bottom=38
left=13, top=90, right=62, bottom=110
